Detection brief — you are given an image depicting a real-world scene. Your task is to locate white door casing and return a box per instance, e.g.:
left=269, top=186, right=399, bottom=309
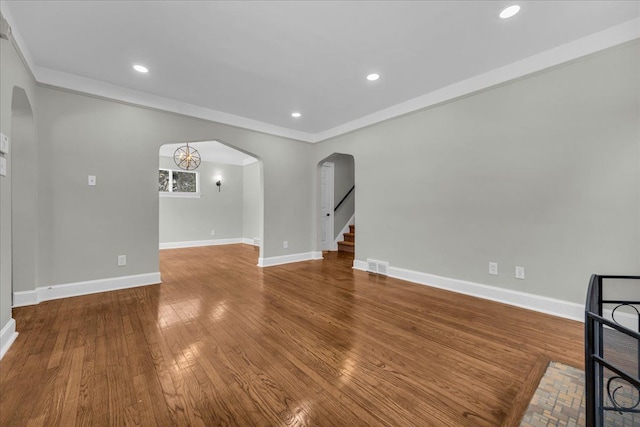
left=320, top=162, right=334, bottom=251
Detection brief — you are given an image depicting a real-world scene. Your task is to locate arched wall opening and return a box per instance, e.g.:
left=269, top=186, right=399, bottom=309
left=10, top=86, right=38, bottom=302
left=316, top=153, right=355, bottom=253
left=157, top=139, right=263, bottom=259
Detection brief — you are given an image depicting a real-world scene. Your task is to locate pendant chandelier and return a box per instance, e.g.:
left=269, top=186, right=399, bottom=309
left=173, top=142, right=201, bottom=170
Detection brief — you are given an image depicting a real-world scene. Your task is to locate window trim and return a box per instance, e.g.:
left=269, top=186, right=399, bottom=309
left=159, top=168, right=201, bottom=198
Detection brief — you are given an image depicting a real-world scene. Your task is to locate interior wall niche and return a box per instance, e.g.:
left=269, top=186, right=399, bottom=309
left=11, top=86, right=38, bottom=295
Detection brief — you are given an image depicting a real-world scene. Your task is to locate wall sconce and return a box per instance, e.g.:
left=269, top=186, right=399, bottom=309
left=215, top=175, right=222, bottom=192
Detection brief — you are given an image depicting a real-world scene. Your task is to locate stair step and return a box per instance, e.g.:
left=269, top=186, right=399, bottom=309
left=337, top=224, right=355, bottom=253
left=337, top=241, right=354, bottom=253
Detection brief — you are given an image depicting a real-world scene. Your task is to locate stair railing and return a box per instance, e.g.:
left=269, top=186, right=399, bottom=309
left=585, top=274, right=640, bottom=427
left=334, top=185, right=354, bottom=212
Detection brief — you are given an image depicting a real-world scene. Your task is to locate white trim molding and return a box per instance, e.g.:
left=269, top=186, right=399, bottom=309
left=312, top=18, right=640, bottom=142
left=353, top=260, right=584, bottom=322
left=159, top=192, right=201, bottom=199
left=2, top=2, right=636, bottom=144
left=241, top=237, right=261, bottom=246
left=258, top=251, right=323, bottom=267
left=0, top=318, right=18, bottom=360
left=34, top=66, right=316, bottom=143
left=12, top=272, right=161, bottom=308
left=159, top=238, right=245, bottom=250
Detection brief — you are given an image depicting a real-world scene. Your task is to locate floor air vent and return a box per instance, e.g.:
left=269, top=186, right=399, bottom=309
left=366, top=259, right=389, bottom=276
left=367, top=260, right=378, bottom=273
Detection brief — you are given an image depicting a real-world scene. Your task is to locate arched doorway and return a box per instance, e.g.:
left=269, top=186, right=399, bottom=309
left=317, top=153, right=355, bottom=253
left=157, top=140, right=264, bottom=259
left=11, top=87, right=37, bottom=304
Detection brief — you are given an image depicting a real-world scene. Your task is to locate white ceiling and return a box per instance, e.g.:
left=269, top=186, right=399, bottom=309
left=159, top=141, right=258, bottom=166
left=2, top=1, right=639, bottom=142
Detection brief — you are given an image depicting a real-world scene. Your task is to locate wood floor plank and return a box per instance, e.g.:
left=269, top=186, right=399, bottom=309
left=59, top=347, right=85, bottom=427
left=1, top=245, right=584, bottom=426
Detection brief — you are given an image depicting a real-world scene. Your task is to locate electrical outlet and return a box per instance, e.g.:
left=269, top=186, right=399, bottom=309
left=211, top=230, right=215, bottom=236
left=489, top=262, right=498, bottom=275
left=283, top=240, right=288, bottom=249
left=88, top=175, right=96, bottom=186
left=0, top=157, right=6, bottom=177
left=118, top=255, right=127, bottom=266
left=515, top=266, right=525, bottom=279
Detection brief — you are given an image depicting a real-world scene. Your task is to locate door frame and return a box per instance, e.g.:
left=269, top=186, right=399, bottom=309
left=320, top=162, right=334, bottom=251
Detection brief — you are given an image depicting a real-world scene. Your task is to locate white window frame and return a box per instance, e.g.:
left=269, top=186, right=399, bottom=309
left=159, top=168, right=201, bottom=198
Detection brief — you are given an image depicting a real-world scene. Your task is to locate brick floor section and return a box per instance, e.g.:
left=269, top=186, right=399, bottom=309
left=520, top=362, right=639, bottom=427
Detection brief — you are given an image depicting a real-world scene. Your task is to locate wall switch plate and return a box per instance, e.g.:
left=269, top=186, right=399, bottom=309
left=88, top=175, right=96, bottom=186
left=117, top=255, right=127, bottom=266
left=0, top=133, right=8, bottom=154
left=0, top=157, right=6, bottom=177
left=489, top=262, right=498, bottom=275
left=283, top=240, right=288, bottom=249
left=515, top=266, right=525, bottom=279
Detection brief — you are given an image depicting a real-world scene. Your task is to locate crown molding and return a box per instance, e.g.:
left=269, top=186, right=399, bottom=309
left=0, top=0, right=36, bottom=76
left=34, top=66, right=316, bottom=143
left=2, top=1, right=638, bottom=145
left=313, top=17, right=640, bottom=142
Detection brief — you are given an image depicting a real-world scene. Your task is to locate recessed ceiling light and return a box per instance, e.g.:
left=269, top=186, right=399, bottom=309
left=291, top=112, right=301, bottom=118
left=367, top=73, right=380, bottom=81
left=499, top=5, right=520, bottom=19
left=133, top=64, right=149, bottom=73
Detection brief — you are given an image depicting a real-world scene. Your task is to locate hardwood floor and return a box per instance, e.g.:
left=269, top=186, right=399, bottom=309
left=1, top=245, right=584, bottom=426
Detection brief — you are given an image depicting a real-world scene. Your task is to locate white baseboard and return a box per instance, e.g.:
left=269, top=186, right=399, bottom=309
left=12, top=290, right=38, bottom=307
left=0, top=318, right=18, bottom=360
left=333, top=214, right=355, bottom=251
left=241, top=237, right=261, bottom=246
left=12, top=272, right=161, bottom=308
left=258, top=251, right=323, bottom=267
left=353, top=260, right=584, bottom=322
left=160, top=238, right=244, bottom=249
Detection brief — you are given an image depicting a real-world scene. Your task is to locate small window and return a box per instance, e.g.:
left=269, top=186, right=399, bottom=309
left=159, top=168, right=200, bottom=198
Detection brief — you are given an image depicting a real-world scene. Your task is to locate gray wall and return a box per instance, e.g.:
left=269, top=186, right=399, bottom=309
left=243, top=161, right=262, bottom=242
left=1, top=34, right=638, bottom=340
left=0, top=37, right=39, bottom=330
left=311, top=41, right=640, bottom=305
left=159, top=157, right=244, bottom=243
left=33, top=85, right=312, bottom=289
left=11, top=88, right=38, bottom=293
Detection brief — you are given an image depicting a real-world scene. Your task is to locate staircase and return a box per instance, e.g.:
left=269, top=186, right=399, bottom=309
left=337, top=224, right=355, bottom=253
